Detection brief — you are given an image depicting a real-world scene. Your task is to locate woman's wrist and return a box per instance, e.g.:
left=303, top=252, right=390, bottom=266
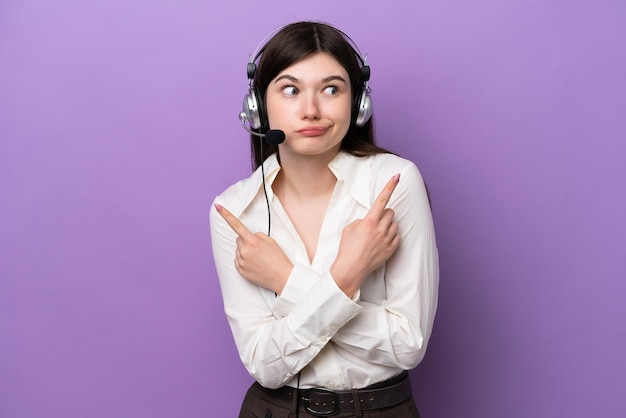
left=330, top=263, right=364, bottom=299
left=272, top=262, right=294, bottom=295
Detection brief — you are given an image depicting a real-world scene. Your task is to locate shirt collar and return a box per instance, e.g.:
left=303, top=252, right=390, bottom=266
left=327, top=151, right=371, bottom=210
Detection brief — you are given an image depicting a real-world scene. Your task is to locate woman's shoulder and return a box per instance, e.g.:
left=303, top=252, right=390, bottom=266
left=212, top=168, right=264, bottom=217
left=335, top=152, right=424, bottom=204
left=370, top=152, right=415, bottom=167
left=366, top=152, right=422, bottom=180
left=335, top=151, right=423, bottom=186
left=338, top=151, right=415, bottom=169
left=213, top=154, right=280, bottom=216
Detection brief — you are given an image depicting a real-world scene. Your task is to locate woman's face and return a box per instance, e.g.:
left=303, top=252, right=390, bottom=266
left=265, top=52, right=352, bottom=161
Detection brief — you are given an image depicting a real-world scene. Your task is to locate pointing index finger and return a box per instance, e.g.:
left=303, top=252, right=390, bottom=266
left=366, top=174, right=400, bottom=220
left=215, top=203, right=254, bottom=239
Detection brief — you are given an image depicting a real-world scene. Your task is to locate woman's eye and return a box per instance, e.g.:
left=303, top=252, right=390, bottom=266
left=282, top=86, right=298, bottom=96
left=323, top=86, right=339, bottom=95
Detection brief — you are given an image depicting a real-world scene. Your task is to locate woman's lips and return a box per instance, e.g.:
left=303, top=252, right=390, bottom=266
left=296, top=126, right=329, bottom=137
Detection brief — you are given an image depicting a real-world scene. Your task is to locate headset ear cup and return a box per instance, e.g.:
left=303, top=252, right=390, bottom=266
left=354, top=88, right=373, bottom=127
left=254, top=86, right=268, bottom=131
left=242, top=87, right=267, bottom=131
left=242, top=89, right=261, bottom=130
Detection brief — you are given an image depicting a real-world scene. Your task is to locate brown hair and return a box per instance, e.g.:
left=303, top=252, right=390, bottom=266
left=249, top=21, right=389, bottom=168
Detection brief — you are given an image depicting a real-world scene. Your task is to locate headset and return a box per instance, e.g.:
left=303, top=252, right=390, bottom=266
left=239, top=23, right=374, bottom=140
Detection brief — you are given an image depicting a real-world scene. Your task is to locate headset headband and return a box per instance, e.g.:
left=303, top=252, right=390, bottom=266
left=247, top=23, right=370, bottom=83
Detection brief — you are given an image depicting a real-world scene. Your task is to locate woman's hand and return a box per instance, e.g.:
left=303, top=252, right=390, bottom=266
left=215, top=204, right=293, bottom=295
left=330, top=174, right=401, bottom=298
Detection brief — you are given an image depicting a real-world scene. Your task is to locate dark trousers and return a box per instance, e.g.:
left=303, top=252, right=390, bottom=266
left=238, top=377, right=421, bottom=418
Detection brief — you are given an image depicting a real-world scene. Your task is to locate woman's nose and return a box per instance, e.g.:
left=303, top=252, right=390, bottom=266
left=301, top=94, right=321, bottom=120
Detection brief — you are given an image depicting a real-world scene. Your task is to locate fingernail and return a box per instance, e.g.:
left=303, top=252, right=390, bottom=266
left=393, top=174, right=400, bottom=183
left=214, top=203, right=223, bottom=212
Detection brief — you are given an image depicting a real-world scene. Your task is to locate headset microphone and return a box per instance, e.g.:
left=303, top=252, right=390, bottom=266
left=238, top=112, right=285, bottom=145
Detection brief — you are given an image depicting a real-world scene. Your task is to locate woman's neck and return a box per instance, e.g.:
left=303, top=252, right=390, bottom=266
left=273, top=152, right=339, bottom=201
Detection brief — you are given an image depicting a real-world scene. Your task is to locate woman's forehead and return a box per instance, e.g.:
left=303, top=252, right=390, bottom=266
left=273, top=52, right=350, bottom=82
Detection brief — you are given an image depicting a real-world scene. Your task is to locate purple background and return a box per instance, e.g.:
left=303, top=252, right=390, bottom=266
left=1, top=1, right=625, bottom=417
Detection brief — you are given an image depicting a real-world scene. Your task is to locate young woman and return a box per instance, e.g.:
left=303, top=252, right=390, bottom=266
left=210, top=21, right=438, bottom=417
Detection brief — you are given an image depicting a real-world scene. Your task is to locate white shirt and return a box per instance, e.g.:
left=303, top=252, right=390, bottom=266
left=210, top=151, right=438, bottom=390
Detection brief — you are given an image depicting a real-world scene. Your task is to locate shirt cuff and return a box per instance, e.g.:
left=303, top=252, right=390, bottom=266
left=287, top=272, right=362, bottom=346
left=271, top=263, right=320, bottom=318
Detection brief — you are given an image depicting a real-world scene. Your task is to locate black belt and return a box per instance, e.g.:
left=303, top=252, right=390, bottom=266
left=256, top=371, right=412, bottom=416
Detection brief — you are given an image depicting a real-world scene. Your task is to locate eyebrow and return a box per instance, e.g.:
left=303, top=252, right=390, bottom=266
left=322, top=75, right=348, bottom=84
left=274, top=74, right=348, bottom=84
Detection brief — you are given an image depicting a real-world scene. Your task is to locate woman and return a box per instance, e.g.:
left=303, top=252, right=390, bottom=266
left=210, top=21, right=438, bottom=417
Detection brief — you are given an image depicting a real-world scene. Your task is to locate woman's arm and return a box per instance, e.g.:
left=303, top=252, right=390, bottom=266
left=210, top=203, right=362, bottom=388
left=331, top=161, right=439, bottom=369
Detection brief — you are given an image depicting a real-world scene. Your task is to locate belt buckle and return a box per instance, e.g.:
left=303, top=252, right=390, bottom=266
left=302, top=388, right=340, bottom=416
